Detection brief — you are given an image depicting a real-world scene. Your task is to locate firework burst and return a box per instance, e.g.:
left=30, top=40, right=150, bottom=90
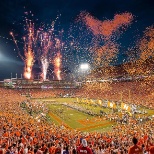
left=54, top=52, right=62, bottom=80
left=10, top=20, right=36, bottom=79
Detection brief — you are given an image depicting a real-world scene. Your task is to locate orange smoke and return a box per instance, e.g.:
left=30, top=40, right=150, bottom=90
left=54, top=52, right=62, bottom=80
left=82, top=12, right=133, bottom=38
left=96, top=41, right=119, bottom=65
left=79, top=12, right=133, bottom=66
left=139, top=26, right=154, bottom=61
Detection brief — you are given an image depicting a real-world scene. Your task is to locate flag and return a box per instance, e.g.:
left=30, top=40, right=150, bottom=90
left=90, top=99, right=94, bottom=104
left=80, top=98, right=83, bottom=103
left=107, top=102, right=116, bottom=109
left=98, top=100, right=102, bottom=105
left=85, top=98, right=88, bottom=103
left=121, top=103, right=131, bottom=112
left=128, top=112, right=132, bottom=116
left=87, top=99, right=90, bottom=104
left=76, top=98, right=79, bottom=102
left=108, top=102, right=114, bottom=108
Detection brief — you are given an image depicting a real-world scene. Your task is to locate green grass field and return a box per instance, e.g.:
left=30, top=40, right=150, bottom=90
left=31, top=97, right=154, bottom=132
left=47, top=104, right=114, bottom=132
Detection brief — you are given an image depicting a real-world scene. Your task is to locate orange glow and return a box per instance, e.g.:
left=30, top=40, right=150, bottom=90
left=54, top=52, right=62, bottom=80
left=23, top=22, right=35, bottom=79
left=79, top=12, right=133, bottom=67
left=139, top=26, right=154, bottom=61
left=10, top=21, right=35, bottom=80
left=24, top=46, right=34, bottom=79
left=82, top=12, right=133, bottom=38
left=24, top=71, right=31, bottom=79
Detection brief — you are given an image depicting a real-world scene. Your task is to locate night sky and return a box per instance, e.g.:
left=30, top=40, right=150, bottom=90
left=0, top=0, right=154, bottom=80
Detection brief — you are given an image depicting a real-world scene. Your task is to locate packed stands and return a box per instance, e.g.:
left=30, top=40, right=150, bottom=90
left=0, top=85, right=154, bottom=154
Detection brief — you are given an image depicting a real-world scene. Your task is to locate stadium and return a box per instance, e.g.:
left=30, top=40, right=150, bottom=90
left=1, top=1, right=154, bottom=153
left=0, top=59, right=154, bottom=153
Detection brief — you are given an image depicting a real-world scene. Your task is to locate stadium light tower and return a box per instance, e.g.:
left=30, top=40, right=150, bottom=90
left=79, top=63, right=90, bottom=81
left=80, top=63, right=90, bottom=71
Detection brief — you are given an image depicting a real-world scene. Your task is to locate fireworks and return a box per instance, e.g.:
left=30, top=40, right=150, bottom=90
left=10, top=21, right=36, bottom=79
left=10, top=13, right=64, bottom=80
left=41, top=57, right=49, bottom=81
left=53, top=38, right=62, bottom=80
left=23, top=21, right=35, bottom=79
left=54, top=52, right=62, bottom=80
left=11, top=10, right=153, bottom=83
left=37, top=30, right=53, bottom=81
left=10, top=11, right=134, bottom=81
left=24, top=46, right=34, bottom=79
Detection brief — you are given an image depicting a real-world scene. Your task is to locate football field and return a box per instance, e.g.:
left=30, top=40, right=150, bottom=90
left=31, top=97, right=154, bottom=132
left=47, top=104, right=115, bottom=132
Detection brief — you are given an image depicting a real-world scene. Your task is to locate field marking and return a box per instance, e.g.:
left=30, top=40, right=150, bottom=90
left=49, top=111, right=114, bottom=131
left=77, top=121, right=113, bottom=131
left=49, top=112, right=72, bottom=129
left=78, top=117, right=105, bottom=126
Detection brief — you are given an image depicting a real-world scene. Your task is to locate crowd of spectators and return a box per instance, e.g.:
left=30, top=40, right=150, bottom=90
left=78, top=80, right=154, bottom=109
left=0, top=87, right=154, bottom=154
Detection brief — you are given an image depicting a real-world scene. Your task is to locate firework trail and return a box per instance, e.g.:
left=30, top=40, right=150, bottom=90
left=54, top=52, right=62, bottom=80
left=10, top=20, right=36, bottom=79
left=54, top=38, right=62, bottom=80
left=10, top=12, right=63, bottom=80
left=23, top=21, right=35, bottom=79
left=41, top=57, right=49, bottom=80
left=36, top=15, right=62, bottom=80
left=37, top=30, right=53, bottom=81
